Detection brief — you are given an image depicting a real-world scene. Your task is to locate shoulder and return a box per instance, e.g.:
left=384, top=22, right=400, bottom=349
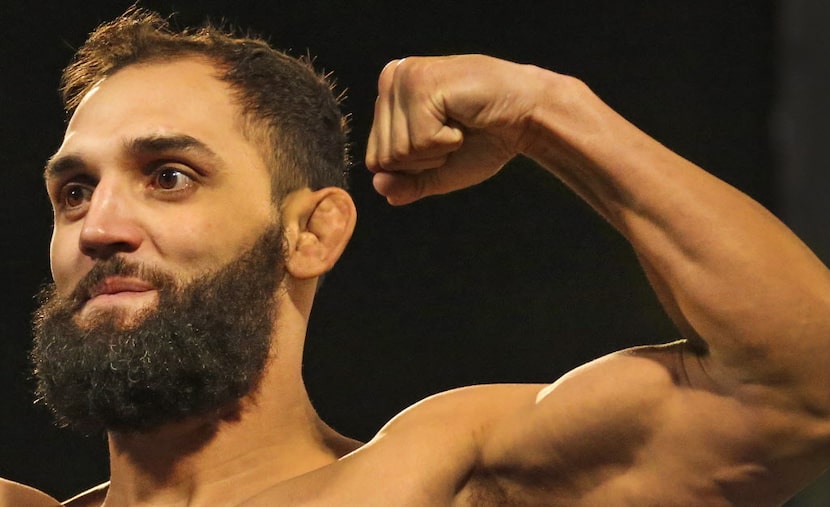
left=470, top=344, right=689, bottom=476
left=365, top=382, right=546, bottom=465
left=361, top=349, right=689, bottom=505
left=0, top=478, right=61, bottom=507
left=380, top=383, right=548, bottom=434
left=369, top=347, right=685, bottom=455
left=342, top=384, right=548, bottom=504
left=241, top=385, right=545, bottom=506
left=62, top=482, right=108, bottom=507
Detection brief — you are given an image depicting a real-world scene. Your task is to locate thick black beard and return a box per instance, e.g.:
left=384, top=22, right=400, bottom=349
left=31, top=224, right=285, bottom=435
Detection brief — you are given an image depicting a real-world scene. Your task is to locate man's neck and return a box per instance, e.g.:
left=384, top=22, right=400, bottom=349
left=101, top=376, right=359, bottom=506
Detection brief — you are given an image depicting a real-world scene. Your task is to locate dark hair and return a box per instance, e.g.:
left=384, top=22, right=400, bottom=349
left=61, top=6, right=349, bottom=200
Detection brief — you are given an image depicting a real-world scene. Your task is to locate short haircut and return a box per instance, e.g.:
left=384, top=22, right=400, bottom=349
left=60, top=6, right=350, bottom=201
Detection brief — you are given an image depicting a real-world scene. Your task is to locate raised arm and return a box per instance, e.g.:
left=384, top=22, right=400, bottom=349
left=366, top=54, right=830, bottom=411
left=366, top=55, right=830, bottom=502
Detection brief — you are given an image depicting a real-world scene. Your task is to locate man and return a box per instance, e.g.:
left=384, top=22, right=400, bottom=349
left=2, top=6, right=829, bottom=506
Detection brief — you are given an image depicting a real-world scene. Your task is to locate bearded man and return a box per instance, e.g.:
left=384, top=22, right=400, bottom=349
left=2, top=6, right=830, bottom=507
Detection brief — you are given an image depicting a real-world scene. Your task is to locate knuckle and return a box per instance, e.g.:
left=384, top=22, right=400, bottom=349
left=409, top=131, right=436, bottom=153
left=377, top=59, right=399, bottom=90
left=389, top=144, right=411, bottom=163
left=397, top=60, right=430, bottom=92
left=389, top=134, right=413, bottom=162
left=364, top=153, right=378, bottom=171
left=377, top=153, right=399, bottom=169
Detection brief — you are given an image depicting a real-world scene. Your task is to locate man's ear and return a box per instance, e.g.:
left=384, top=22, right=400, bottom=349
left=281, top=187, right=357, bottom=280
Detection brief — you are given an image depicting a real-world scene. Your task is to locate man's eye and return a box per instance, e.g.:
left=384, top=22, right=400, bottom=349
left=154, top=167, right=194, bottom=191
left=61, top=184, right=92, bottom=208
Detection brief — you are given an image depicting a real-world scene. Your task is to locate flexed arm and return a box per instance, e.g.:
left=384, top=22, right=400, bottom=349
left=366, top=55, right=830, bottom=416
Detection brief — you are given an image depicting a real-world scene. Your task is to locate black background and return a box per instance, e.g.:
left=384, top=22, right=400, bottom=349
left=1, top=0, right=824, bottom=504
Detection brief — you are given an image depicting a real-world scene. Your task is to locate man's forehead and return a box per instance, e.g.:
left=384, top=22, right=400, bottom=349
left=69, top=58, right=236, bottom=121
left=53, top=58, right=253, bottom=164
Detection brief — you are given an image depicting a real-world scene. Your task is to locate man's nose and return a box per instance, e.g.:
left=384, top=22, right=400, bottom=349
left=78, top=180, right=143, bottom=259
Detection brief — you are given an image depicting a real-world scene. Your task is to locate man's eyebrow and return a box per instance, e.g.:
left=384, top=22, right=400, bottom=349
left=44, top=133, right=224, bottom=180
left=125, top=133, right=221, bottom=163
left=44, top=154, right=85, bottom=180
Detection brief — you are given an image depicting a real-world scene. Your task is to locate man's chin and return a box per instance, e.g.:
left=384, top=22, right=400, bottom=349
left=74, top=295, right=159, bottom=330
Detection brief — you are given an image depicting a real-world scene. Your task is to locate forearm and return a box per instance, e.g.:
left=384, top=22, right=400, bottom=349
left=524, top=69, right=830, bottom=408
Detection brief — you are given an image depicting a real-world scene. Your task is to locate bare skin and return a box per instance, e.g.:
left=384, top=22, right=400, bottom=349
left=3, top=54, right=830, bottom=506
left=0, top=479, right=64, bottom=507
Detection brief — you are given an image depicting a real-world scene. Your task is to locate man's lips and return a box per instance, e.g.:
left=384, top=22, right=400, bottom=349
left=87, top=277, right=156, bottom=301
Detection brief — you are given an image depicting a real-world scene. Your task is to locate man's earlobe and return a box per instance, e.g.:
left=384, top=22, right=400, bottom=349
left=282, top=187, right=356, bottom=280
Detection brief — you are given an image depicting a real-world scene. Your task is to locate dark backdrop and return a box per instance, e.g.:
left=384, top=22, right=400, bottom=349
left=2, top=1, right=823, bottom=504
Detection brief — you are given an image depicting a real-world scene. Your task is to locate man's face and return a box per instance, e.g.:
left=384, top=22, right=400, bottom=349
left=36, top=58, right=284, bottom=432
left=45, top=58, right=276, bottom=320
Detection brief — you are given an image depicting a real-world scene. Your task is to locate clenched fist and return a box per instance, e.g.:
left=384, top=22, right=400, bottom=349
left=365, top=55, right=545, bottom=205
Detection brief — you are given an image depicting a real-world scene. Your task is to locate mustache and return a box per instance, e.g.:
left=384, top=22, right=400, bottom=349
left=67, top=257, right=176, bottom=310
